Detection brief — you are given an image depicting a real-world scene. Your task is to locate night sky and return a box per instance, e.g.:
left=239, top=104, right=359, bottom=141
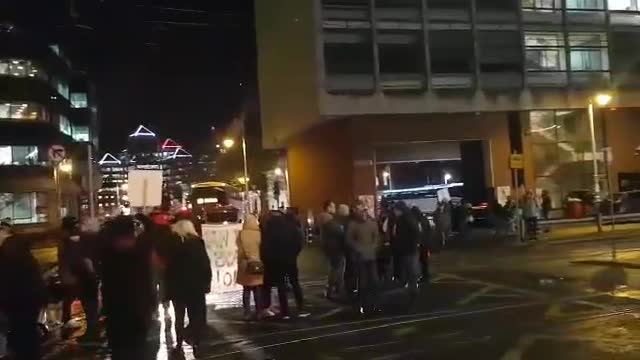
left=8, top=0, right=256, bottom=153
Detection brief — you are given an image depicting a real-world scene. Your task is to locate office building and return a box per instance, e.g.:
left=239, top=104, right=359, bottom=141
left=256, top=0, right=640, bottom=211
left=0, top=20, right=99, bottom=231
left=97, top=126, right=202, bottom=213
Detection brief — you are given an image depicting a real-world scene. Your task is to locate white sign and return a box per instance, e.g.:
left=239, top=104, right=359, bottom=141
left=202, top=223, right=243, bottom=301
left=48, top=145, right=66, bottom=163
left=496, top=186, right=511, bottom=205
left=127, top=170, right=163, bottom=207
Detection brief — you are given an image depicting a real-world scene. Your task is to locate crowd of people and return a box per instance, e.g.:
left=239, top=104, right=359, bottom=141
left=0, top=213, right=214, bottom=360
left=0, top=198, right=465, bottom=360
left=316, top=200, right=433, bottom=313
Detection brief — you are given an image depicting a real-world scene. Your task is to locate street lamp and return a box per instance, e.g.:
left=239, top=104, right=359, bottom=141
left=274, top=167, right=283, bottom=176
left=222, top=125, right=249, bottom=212
left=444, top=172, right=453, bottom=184
left=58, top=160, right=73, bottom=173
left=588, top=92, right=612, bottom=232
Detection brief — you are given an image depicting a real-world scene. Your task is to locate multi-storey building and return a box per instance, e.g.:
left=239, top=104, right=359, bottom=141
left=0, top=22, right=99, bottom=231
left=97, top=126, right=200, bottom=213
left=257, top=0, right=640, bottom=211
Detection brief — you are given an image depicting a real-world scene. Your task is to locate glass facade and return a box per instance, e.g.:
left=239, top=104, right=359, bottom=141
left=0, top=102, right=46, bottom=121
left=0, top=146, right=40, bottom=165
left=59, top=115, right=72, bottom=136
left=319, top=1, right=622, bottom=92
left=72, top=125, right=90, bottom=142
left=71, top=92, right=88, bottom=108
left=0, top=192, right=48, bottom=224
left=0, top=59, right=45, bottom=79
left=528, top=110, right=604, bottom=208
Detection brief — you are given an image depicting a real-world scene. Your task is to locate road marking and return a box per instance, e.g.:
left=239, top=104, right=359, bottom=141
left=456, top=285, right=498, bottom=306
left=344, top=340, right=402, bottom=351
left=201, top=300, right=547, bottom=359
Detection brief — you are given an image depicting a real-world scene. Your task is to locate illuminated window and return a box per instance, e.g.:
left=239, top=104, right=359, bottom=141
left=72, top=125, right=90, bottom=142
left=0, top=146, right=40, bottom=165
left=59, top=115, right=72, bottom=136
left=0, top=192, right=48, bottom=224
left=0, top=102, right=43, bottom=121
left=566, top=0, right=604, bottom=9
left=522, top=0, right=561, bottom=8
left=54, top=78, right=70, bottom=100
left=71, top=93, right=88, bottom=108
left=609, top=0, right=639, bottom=10
left=569, top=33, right=609, bottom=71
left=0, top=59, right=45, bottom=79
left=525, top=32, right=566, bottom=71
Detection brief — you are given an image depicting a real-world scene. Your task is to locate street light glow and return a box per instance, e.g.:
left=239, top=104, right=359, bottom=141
left=58, top=161, right=72, bottom=173
left=223, top=139, right=235, bottom=149
left=237, top=176, right=250, bottom=185
left=121, top=183, right=128, bottom=191
left=274, top=167, right=283, bottom=176
left=444, top=173, right=453, bottom=184
left=595, top=93, right=612, bottom=106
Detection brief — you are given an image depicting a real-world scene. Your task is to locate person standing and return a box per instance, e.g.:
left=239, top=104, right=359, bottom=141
left=410, top=207, right=431, bottom=283
left=317, top=201, right=335, bottom=240
left=522, top=190, right=540, bottom=241
left=100, top=216, right=154, bottom=359
left=261, top=210, right=307, bottom=319
left=434, top=200, right=452, bottom=249
left=391, top=202, right=421, bottom=297
left=166, top=219, right=212, bottom=355
left=541, top=190, right=552, bottom=220
left=322, top=204, right=349, bottom=300
left=346, top=205, right=380, bottom=315
left=0, top=221, right=46, bottom=360
left=58, top=217, right=99, bottom=341
left=236, top=214, right=264, bottom=320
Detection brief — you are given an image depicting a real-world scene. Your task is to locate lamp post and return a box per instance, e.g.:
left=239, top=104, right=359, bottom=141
left=588, top=93, right=612, bottom=233
left=223, top=115, right=249, bottom=212
left=55, top=160, right=73, bottom=217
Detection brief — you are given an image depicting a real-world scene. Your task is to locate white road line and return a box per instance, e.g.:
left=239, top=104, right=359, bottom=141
left=456, top=285, right=498, bottom=306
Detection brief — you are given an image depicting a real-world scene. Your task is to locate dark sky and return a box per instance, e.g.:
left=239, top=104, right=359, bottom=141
left=7, top=0, right=256, bottom=153
left=91, top=0, right=256, bottom=153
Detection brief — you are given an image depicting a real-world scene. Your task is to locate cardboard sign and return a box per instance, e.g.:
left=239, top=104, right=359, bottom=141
left=127, top=170, right=163, bottom=207
left=510, top=153, right=524, bottom=169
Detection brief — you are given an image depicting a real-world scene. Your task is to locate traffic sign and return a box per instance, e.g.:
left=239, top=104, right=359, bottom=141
left=48, top=145, right=66, bottom=163
left=510, top=153, right=524, bottom=169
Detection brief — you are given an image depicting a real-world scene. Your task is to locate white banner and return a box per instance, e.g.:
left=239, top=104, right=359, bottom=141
left=202, top=223, right=243, bottom=297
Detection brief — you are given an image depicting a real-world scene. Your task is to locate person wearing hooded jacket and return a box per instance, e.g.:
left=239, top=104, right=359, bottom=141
left=236, top=214, right=264, bottom=320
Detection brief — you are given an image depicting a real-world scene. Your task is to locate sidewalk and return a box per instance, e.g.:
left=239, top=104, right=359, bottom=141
left=542, top=222, right=640, bottom=244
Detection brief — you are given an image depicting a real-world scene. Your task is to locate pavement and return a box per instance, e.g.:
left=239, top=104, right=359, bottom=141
left=35, top=231, right=640, bottom=360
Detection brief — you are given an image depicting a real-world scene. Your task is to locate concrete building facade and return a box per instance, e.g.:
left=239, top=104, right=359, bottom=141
left=256, top=0, right=640, bottom=211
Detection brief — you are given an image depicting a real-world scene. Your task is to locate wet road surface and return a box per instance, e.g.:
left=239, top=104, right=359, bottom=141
left=45, top=237, right=640, bottom=359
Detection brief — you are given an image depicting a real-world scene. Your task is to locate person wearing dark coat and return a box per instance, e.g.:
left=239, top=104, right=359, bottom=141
left=321, top=204, right=349, bottom=300
left=99, top=216, right=154, bottom=360
left=58, top=216, right=99, bottom=341
left=261, top=210, right=306, bottom=318
left=391, top=202, right=421, bottom=296
left=410, top=207, right=431, bottom=283
left=165, top=219, right=211, bottom=354
left=0, top=224, right=46, bottom=360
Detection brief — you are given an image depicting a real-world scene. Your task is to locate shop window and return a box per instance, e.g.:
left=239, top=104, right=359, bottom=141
left=0, top=59, right=45, bottom=79
left=0, top=192, right=48, bottom=224
left=528, top=110, right=604, bottom=209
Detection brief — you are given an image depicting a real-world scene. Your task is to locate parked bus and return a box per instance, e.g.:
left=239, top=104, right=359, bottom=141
left=190, top=181, right=242, bottom=223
